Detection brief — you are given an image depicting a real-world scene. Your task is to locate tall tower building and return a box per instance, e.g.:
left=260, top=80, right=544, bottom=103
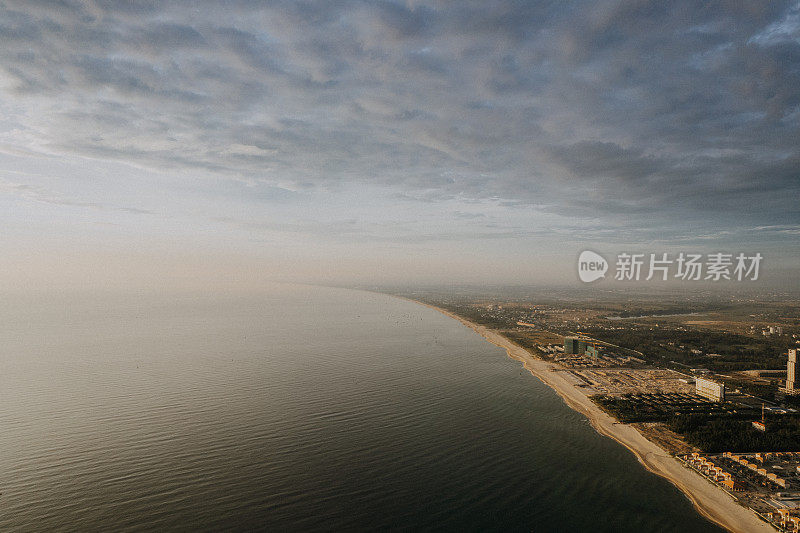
left=787, top=349, right=798, bottom=394
left=564, top=337, right=578, bottom=354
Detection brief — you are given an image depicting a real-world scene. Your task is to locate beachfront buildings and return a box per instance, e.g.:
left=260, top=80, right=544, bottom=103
left=685, top=453, right=746, bottom=491
left=696, top=377, right=725, bottom=402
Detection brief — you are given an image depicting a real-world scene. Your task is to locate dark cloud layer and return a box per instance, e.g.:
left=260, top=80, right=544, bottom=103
left=1, top=0, right=799, bottom=231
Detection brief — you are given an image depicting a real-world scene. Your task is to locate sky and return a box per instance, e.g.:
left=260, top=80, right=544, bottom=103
left=0, top=0, right=799, bottom=290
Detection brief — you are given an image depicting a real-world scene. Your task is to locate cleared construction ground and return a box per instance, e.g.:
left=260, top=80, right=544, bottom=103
left=568, top=368, right=695, bottom=396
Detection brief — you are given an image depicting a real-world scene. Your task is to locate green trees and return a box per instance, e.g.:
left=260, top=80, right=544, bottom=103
left=668, top=414, right=800, bottom=452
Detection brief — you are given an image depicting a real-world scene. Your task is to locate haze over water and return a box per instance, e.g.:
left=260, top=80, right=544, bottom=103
left=0, top=285, right=721, bottom=531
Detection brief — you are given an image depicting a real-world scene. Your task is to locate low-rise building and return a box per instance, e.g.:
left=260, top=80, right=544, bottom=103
left=723, top=477, right=746, bottom=491
left=696, top=377, right=725, bottom=402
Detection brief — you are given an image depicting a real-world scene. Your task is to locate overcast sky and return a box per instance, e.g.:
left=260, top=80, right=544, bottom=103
left=1, top=1, right=798, bottom=289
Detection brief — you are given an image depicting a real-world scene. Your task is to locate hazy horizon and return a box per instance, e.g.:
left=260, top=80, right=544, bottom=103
left=1, top=1, right=799, bottom=289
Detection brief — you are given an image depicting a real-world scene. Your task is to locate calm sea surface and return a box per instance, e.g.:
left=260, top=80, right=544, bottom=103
left=0, top=285, right=722, bottom=532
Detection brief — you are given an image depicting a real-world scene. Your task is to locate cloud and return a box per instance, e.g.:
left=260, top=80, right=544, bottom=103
left=749, top=3, right=800, bottom=46
left=0, top=177, right=154, bottom=214
left=0, top=0, right=798, bottom=236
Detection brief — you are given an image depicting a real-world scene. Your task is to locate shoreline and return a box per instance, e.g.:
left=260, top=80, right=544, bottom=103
left=411, top=299, right=773, bottom=533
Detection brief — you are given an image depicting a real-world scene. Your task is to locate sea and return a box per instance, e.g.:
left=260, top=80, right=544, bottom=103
left=0, top=284, right=722, bottom=532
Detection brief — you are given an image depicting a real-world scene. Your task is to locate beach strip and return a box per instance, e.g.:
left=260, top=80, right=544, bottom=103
left=420, top=301, right=774, bottom=533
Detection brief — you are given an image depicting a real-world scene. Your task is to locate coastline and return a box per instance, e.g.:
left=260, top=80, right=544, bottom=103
left=413, top=299, right=773, bottom=533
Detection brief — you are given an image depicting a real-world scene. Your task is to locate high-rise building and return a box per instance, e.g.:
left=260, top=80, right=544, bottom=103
left=786, top=349, right=798, bottom=394
left=564, top=337, right=579, bottom=354
left=564, top=336, right=590, bottom=355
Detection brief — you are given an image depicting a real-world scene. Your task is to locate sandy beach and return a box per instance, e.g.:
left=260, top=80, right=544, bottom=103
left=420, top=302, right=774, bottom=533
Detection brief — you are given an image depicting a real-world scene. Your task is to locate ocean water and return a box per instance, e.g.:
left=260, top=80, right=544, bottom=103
left=0, top=285, right=722, bottom=532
